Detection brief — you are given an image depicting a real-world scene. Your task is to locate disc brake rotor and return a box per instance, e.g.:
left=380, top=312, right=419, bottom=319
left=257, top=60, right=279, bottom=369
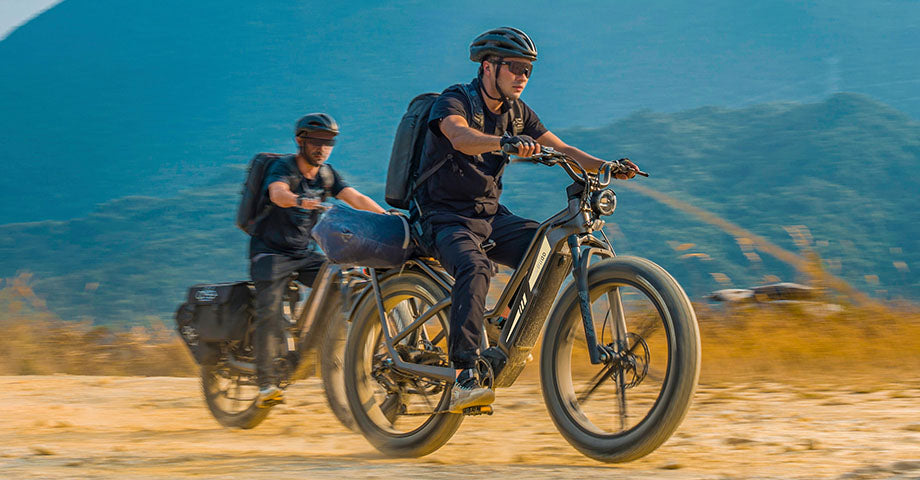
left=613, top=332, right=650, bottom=389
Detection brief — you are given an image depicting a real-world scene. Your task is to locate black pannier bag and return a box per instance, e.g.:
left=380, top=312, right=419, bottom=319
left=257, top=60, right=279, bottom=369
left=175, top=282, right=253, bottom=364
left=312, top=205, right=414, bottom=269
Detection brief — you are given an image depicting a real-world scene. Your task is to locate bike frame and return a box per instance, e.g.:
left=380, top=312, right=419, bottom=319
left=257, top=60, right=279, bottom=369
left=365, top=180, right=629, bottom=389
left=226, top=263, right=348, bottom=377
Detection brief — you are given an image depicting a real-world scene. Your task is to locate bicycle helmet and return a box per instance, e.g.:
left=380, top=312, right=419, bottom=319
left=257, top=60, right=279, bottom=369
left=469, top=27, right=537, bottom=63
left=294, top=113, right=339, bottom=137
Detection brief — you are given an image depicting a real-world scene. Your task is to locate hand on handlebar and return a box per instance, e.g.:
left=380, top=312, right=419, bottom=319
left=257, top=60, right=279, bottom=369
left=611, top=158, right=644, bottom=179
left=500, top=134, right=541, bottom=157
left=296, top=194, right=327, bottom=211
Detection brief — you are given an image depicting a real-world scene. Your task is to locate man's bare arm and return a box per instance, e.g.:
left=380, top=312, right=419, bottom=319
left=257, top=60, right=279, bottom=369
left=336, top=187, right=386, bottom=214
left=536, top=131, right=605, bottom=171
left=268, top=181, right=321, bottom=209
left=438, top=115, right=503, bottom=156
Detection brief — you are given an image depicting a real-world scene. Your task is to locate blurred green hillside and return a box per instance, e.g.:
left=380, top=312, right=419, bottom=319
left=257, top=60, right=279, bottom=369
left=0, top=93, right=917, bottom=326
left=503, top=93, right=919, bottom=300
left=3, top=0, right=920, bottom=223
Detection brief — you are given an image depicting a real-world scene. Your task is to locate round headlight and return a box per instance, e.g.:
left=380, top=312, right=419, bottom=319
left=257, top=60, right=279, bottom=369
left=591, top=189, right=617, bottom=216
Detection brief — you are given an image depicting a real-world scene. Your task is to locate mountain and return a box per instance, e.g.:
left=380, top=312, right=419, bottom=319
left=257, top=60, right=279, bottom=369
left=1, top=94, right=917, bottom=326
left=509, top=93, right=920, bottom=301
left=2, top=0, right=920, bottom=223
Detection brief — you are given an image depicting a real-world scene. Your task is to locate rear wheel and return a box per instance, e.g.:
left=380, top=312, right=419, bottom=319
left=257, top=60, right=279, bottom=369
left=343, top=270, right=463, bottom=457
left=541, top=256, right=700, bottom=462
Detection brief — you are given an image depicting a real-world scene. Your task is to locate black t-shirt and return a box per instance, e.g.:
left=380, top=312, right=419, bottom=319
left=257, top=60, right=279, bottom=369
left=249, top=156, right=348, bottom=258
left=418, top=78, right=548, bottom=218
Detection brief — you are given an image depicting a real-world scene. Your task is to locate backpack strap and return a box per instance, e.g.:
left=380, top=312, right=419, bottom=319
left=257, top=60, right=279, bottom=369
left=463, top=82, right=485, bottom=132
left=413, top=153, right=452, bottom=191
left=511, top=100, right=524, bottom=136
left=410, top=81, right=484, bottom=199
left=318, top=163, right=334, bottom=201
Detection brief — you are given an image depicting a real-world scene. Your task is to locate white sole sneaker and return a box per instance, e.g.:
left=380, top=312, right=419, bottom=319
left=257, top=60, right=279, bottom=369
left=448, top=386, right=495, bottom=413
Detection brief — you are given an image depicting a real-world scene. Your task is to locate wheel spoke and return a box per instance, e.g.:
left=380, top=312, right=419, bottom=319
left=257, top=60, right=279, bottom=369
left=578, top=362, right=616, bottom=404
left=380, top=392, right=401, bottom=425
left=616, top=368, right=628, bottom=430
left=232, top=376, right=241, bottom=411
left=627, top=318, right=659, bottom=353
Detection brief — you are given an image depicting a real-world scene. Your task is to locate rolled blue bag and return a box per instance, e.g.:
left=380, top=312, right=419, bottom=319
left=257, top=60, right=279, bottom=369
left=312, top=204, right=414, bottom=268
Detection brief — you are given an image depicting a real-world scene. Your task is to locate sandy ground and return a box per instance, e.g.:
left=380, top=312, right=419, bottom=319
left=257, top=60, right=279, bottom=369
left=0, top=375, right=919, bottom=479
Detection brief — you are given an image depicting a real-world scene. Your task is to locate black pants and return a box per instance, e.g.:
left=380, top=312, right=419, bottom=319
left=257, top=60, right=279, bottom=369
left=425, top=206, right=538, bottom=370
left=250, top=251, right=326, bottom=388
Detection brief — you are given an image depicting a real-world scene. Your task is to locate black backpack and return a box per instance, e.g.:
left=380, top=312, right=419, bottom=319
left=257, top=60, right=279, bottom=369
left=236, top=153, right=333, bottom=235
left=384, top=82, right=523, bottom=209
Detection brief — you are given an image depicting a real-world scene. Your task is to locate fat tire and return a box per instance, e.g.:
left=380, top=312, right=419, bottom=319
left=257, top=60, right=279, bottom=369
left=343, top=270, right=463, bottom=457
left=540, top=255, right=701, bottom=462
left=319, top=297, right=357, bottom=431
left=201, top=365, right=271, bottom=429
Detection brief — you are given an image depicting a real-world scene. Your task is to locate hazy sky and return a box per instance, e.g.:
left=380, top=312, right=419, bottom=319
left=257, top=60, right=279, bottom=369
left=0, top=0, right=62, bottom=40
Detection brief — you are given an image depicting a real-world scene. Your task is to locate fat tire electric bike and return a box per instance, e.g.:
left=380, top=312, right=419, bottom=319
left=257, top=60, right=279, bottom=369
left=342, top=150, right=701, bottom=462
left=196, top=265, right=364, bottom=430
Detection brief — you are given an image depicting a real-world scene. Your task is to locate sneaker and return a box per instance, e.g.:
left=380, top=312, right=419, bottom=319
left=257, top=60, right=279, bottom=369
left=448, top=369, right=494, bottom=413
left=257, top=385, right=285, bottom=408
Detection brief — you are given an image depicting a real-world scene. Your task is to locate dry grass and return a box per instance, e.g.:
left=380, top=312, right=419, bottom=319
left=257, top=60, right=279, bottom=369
left=697, top=300, right=920, bottom=383
left=0, top=316, right=197, bottom=376
left=2, top=272, right=919, bottom=382
left=0, top=273, right=196, bottom=376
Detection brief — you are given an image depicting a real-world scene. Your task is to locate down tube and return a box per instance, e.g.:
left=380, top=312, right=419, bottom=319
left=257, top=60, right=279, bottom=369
left=494, top=250, right=573, bottom=388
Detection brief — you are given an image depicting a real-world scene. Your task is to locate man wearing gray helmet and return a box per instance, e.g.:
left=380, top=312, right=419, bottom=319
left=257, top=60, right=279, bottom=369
left=251, top=113, right=385, bottom=406
left=415, top=27, right=639, bottom=413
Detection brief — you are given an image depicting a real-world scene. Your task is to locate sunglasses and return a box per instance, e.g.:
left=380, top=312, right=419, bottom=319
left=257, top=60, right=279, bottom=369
left=494, top=60, right=533, bottom=78
left=299, top=135, right=336, bottom=147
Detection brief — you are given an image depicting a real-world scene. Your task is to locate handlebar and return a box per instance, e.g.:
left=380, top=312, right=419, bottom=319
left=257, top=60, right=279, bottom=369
left=510, top=146, right=648, bottom=187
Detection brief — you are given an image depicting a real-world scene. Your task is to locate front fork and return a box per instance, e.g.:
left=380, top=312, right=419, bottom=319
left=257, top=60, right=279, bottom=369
left=567, top=235, right=627, bottom=365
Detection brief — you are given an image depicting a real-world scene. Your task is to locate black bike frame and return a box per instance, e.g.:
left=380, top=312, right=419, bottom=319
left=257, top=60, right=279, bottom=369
left=226, top=263, right=346, bottom=377
left=366, top=182, right=626, bottom=389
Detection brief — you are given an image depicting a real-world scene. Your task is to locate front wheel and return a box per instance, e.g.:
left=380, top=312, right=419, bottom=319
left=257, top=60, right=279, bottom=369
left=541, top=256, right=700, bottom=462
left=319, top=293, right=357, bottom=431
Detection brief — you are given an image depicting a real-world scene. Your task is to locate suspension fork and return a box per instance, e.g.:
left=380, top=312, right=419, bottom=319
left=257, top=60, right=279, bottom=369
left=568, top=235, right=612, bottom=365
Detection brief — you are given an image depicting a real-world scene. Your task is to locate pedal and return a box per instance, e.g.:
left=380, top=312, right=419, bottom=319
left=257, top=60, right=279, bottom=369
left=257, top=389, right=286, bottom=409
left=258, top=397, right=285, bottom=409
left=462, top=405, right=493, bottom=416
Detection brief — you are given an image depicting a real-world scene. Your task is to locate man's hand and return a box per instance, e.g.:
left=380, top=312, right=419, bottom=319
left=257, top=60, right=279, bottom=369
left=295, top=195, right=321, bottom=210
left=500, top=134, right=541, bottom=157
left=268, top=182, right=322, bottom=209
left=613, top=158, right=640, bottom=180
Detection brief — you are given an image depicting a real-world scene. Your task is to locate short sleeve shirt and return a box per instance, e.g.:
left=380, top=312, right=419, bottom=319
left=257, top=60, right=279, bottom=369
left=250, top=156, right=348, bottom=258
left=418, top=79, right=548, bottom=217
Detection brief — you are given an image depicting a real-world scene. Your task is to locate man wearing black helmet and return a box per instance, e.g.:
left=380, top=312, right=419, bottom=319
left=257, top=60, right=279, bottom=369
left=251, top=113, right=386, bottom=406
left=416, top=27, right=639, bottom=413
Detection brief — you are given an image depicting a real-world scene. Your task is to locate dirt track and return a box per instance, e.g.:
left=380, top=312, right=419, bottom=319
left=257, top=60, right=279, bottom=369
left=1, top=375, right=919, bottom=479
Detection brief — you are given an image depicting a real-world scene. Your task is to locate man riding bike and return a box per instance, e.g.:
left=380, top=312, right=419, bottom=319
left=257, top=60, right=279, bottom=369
left=250, top=113, right=385, bottom=407
left=415, top=27, right=640, bottom=413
